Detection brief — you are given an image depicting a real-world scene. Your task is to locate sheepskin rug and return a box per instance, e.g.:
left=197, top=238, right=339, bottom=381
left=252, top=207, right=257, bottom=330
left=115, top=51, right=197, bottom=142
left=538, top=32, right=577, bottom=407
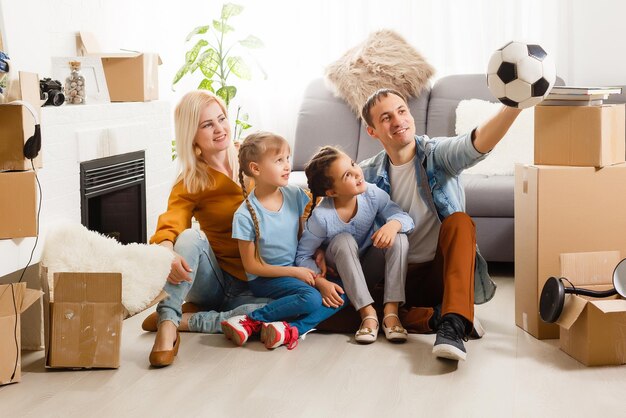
left=325, top=29, right=435, bottom=116
left=42, top=221, right=173, bottom=316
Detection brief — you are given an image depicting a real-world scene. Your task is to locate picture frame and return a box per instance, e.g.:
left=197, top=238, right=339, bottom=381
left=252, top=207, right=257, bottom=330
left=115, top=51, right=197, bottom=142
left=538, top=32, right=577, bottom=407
left=51, top=56, right=110, bottom=105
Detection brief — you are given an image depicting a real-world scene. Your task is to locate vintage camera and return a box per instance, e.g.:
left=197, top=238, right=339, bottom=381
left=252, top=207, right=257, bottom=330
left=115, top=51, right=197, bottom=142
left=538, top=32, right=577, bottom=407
left=40, top=78, right=65, bottom=106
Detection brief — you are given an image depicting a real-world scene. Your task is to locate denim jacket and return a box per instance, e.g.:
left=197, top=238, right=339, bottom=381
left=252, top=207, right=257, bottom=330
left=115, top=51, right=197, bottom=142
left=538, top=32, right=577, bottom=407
left=359, top=132, right=496, bottom=304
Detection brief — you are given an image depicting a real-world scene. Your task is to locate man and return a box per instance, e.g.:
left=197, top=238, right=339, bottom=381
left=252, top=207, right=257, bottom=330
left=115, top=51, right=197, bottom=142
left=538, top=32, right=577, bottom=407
left=359, top=88, right=521, bottom=361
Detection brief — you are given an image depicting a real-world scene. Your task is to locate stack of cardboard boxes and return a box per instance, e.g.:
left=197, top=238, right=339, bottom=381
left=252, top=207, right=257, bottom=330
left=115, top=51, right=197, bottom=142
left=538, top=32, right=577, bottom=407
left=0, top=103, right=40, bottom=239
left=0, top=102, right=42, bottom=386
left=515, top=100, right=626, bottom=365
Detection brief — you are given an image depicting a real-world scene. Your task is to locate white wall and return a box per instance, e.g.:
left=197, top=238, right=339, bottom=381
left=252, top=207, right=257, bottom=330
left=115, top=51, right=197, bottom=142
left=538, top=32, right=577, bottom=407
left=568, top=0, right=626, bottom=85
left=4, top=0, right=625, bottom=135
left=6, top=0, right=626, bottom=140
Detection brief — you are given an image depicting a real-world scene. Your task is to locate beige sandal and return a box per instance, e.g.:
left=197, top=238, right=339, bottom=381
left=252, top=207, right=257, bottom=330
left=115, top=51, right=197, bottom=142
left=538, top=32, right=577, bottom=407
left=355, top=315, right=379, bottom=344
left=382, top=313, right=408, bottom=343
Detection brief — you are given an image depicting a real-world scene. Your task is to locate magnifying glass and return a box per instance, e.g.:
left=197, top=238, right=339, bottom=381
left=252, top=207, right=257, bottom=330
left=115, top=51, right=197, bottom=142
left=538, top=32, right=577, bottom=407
left=539, top=257, right=626, bottom=323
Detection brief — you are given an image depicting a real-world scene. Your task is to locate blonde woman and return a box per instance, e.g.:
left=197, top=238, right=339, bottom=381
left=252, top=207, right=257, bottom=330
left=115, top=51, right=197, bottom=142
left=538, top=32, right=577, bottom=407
left=146, top=91, right=267, bottom=367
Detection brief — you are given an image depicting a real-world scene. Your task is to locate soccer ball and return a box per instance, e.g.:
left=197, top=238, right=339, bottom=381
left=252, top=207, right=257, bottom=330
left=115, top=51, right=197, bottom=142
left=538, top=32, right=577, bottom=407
left=486, top=41, right=556, bottom=109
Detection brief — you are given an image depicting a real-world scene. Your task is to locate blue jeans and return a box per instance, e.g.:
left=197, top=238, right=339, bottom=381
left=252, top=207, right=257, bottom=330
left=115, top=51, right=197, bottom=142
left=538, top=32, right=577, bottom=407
left=247, top=276, right=347, bottom=335
left=157, top=229, right=269, bottom=333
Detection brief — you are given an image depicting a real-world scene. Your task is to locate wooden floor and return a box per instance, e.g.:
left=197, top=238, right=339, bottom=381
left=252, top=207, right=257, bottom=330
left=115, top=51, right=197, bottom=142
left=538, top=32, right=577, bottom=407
left=1, top=263, right=625, bottom=418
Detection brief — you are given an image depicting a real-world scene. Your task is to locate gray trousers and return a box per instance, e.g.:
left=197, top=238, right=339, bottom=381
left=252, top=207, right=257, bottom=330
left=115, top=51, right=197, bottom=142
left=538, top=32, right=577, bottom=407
left=326, top=232, right=409, bottom=311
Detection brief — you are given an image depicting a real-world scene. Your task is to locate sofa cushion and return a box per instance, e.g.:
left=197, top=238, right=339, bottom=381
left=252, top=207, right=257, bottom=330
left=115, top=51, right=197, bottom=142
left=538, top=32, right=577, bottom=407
left=325, top=29, right=434, bottom=116
left=293, top=79, right=361, bottom=170
left=460, top=173, right=514, bottom=217
left=426, top=74, right=498, bottom=137
left=456, top=99, right=534, bottom=176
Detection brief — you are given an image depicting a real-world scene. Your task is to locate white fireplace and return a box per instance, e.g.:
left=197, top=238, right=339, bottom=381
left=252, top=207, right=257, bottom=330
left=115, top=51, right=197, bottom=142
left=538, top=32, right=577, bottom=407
left=0, top=101, right=175, bottom=277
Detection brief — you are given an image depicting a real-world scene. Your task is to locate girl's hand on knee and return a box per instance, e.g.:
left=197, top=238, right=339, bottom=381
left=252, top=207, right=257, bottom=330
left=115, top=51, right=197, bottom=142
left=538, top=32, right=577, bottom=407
left=291, top=267, right=316, bottom=286
left=371, top=220, right=401, bottom=249
left=167, top=253, right=193, bottom=285
left=315, top=277, right=345, bottom=308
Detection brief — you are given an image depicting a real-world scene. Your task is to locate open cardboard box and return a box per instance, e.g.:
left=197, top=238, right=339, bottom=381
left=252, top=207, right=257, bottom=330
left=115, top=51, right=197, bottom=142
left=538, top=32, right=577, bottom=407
left=0, top=283, right=42, bottom=385
left=78, top=31, right=162, bottom=102
left=556, top=251, right=626, bottom=366
left=40, top=266, right=166, bottom=369
left=514, top=163, right=626, bottom=339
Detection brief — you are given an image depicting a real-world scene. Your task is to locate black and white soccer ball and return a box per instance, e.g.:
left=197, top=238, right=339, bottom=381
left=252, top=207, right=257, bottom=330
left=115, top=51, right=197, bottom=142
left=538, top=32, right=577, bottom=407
left=487, top=41, right=556, bottom=109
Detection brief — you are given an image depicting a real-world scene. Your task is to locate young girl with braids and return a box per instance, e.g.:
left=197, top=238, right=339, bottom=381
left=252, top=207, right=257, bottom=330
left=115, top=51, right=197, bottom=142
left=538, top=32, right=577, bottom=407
left=221, top=132, right=347, bottom=350
left=295, top=146, right=414, bottom=344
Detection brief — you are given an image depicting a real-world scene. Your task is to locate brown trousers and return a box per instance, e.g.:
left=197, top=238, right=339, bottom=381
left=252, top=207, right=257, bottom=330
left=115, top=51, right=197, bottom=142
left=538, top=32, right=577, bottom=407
left=317, top=212, right=476, bottom=334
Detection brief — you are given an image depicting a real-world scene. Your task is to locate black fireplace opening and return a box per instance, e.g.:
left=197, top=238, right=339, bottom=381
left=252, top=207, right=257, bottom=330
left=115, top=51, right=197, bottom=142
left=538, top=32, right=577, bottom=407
left=80, top=150, right=147, bottom=244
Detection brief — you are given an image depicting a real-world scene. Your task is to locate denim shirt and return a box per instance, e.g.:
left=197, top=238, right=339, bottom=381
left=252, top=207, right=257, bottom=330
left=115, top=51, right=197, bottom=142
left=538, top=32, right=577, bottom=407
left=359, top=132, right=496, bottom=304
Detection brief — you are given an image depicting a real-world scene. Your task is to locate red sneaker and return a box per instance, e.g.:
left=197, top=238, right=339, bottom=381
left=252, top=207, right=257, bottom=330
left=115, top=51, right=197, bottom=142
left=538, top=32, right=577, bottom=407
left=221, top=315, right=262, bottom=346
left=261, top=321, right=299, bottom=350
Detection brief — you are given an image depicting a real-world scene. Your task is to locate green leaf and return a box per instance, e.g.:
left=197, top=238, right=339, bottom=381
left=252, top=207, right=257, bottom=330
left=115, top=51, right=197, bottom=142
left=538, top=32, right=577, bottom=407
left=171, top=62, right=191, bottom=86
left=216, top=85, right=237, bottom=105
left=240, top=113, right=249, bottom=121
left=185, top=39, right=209, bottom=64
left=226, top=56, right=252, bottom=80
left=197, top=79, right=215, bottom=92
left=185, top=25, right=210, bottom=42
left=239, top=35, right=264, bottom=49
left=213, top=19, right=234, bottom=34
left=199, top=54, right=219, bottom=79
left=221, top=3, right=244, bottom=20
left=192, top=49, right=219, bottom=77
left=236, top=120, right=252, bottom=130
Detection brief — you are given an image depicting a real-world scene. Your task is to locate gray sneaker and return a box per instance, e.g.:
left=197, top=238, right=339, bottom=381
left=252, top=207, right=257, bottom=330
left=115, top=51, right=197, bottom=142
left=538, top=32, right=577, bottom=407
left=431, top=304, right=485, bottom=339
left=432, top=314, right=468, bottom=361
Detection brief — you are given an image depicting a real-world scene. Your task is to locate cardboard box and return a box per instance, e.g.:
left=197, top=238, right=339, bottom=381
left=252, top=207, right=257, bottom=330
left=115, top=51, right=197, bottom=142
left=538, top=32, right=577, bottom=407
left=0, top=264, right=45, bottom=351
left=515, top=163, right=626, bottom=339
left=0, top=171, right=37, bottom=239
left=79, top=32, right=161, bottom=102
left=0, top=283, right=42, bottom=385
left=0, top=104, right=43, bottom=171
left=535, top=104, right=626, bottom=167
left=556, top=251, right=626, bottom=366
left=43, top=272, right=123, bottom=369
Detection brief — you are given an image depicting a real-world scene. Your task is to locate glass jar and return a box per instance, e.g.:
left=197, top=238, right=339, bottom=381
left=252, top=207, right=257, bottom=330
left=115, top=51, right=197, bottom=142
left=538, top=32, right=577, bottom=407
left=65, top=60, right=86, bottom=104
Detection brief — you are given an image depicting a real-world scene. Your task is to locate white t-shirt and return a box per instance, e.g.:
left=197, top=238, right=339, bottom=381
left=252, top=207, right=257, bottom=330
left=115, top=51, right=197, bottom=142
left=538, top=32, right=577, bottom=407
left=389, top=157, right=440, bottom=263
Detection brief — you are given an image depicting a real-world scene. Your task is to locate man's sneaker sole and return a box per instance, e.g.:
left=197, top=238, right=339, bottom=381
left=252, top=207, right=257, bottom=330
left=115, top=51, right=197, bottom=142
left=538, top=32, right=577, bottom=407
left=221, top=321, right=247, bottom=346
left=433, top=343, right=467, bottom=361
left=469, top=316, right=485, bottom=339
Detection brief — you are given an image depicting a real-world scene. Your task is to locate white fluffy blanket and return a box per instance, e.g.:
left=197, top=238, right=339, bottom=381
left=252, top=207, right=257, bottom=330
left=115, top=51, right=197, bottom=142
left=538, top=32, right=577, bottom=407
left=42, top=221, right=173, bottom=316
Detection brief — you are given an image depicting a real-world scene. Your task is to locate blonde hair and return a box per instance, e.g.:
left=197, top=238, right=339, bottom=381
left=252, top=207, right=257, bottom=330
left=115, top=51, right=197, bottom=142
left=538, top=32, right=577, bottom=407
left=238, top=131, right=291, bottom=262
left=174, top=90, right=240, bottom=193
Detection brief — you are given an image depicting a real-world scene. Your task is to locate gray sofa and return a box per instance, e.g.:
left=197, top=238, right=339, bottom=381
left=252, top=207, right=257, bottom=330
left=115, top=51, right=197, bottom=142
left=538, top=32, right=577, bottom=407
left=291, top=74, right=521, bottom=262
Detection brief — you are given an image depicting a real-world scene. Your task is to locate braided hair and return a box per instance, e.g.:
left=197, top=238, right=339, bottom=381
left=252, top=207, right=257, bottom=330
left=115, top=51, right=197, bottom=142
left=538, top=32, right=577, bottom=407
left=238, top=131, right=290, bottom=263
left=304, top=146, right=343, bottom=220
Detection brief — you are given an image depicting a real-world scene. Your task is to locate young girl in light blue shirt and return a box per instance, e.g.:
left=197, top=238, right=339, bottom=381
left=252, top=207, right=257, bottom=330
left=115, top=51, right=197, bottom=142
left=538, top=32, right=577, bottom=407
left=222, top=133, right=346, bottom=350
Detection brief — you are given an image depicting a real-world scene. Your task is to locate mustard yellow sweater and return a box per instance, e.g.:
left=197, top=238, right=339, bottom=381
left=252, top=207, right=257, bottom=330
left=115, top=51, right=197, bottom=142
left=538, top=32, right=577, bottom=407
left=150, top=169, right=247, bottom=281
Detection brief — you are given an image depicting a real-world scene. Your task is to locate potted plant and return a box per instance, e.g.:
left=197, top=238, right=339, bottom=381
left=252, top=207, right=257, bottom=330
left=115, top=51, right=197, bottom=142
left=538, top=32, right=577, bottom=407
left=172, top=2, right=264, bottom=144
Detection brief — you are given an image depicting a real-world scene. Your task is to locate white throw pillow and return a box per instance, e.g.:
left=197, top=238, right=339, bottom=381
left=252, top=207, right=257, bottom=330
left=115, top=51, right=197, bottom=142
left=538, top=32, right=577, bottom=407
left=455, top=99, right=534, bottom=176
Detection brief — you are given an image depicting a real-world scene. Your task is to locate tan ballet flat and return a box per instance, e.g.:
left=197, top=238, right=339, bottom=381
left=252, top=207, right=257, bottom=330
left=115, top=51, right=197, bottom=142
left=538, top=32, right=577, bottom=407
left=383, top=313, right=408, bottom=343
left=355, top=315, right=379, bottom=344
